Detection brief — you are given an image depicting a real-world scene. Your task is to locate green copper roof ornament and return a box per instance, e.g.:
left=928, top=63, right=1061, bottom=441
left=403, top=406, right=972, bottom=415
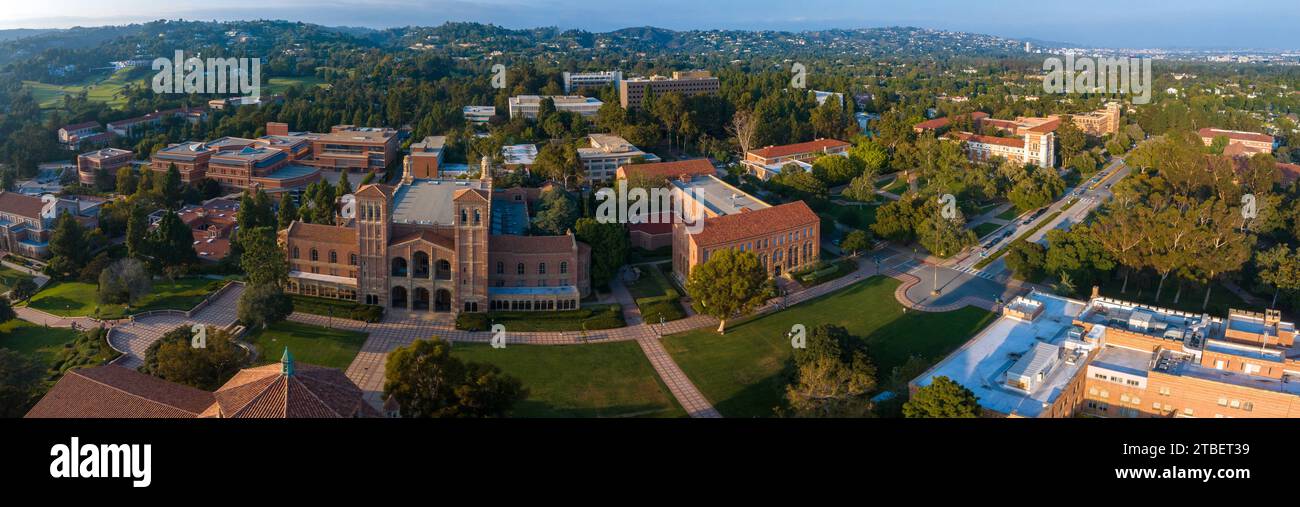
left=281, top=347, right=294, bottom=376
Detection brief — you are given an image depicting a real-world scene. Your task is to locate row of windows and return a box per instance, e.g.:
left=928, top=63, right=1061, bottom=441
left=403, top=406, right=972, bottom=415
left=1092, top=373, right=1141, bottom=387
left=489, top=299, right=577, bottom=311
left=497, top=261, right=568, bottom=275
left=292, top=247, right=358, bottom=266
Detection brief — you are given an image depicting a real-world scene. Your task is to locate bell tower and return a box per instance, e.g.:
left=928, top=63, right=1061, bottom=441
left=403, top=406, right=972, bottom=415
left=355, top=184, right=392, bottom=307
left=453, top=187, right=490, bottom=313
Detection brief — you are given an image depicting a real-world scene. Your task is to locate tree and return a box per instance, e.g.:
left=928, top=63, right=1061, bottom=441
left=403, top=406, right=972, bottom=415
left=1004, top=240, right=1046, bottom=281
left=336, top=170, right=353, bottom=197
left=140, top=326, right=245, bottom=391
left=383, top=338, right=527, bottom=418
left=1055, top=118, right=1087, bottom=161
left=573, top=218, right=627, bottom=289
left=849, top=138, right=888, bottom=174
left=840, top=229, right=872, bottom=256
left=903, top=376, right=981, bottom=418
left=784, top=325, right=877, bottom=417
left=236, top=282, right=293, bottom=330
left=47, top=212, right=89, bottom=278
left=1257, top=244, right=1300, bottom=308
left=728, top=109, right=758, bottom=158
left=10, top=278, right=37, bottom=302
left=97, top=258, right=152, bottom=305
left=842, top=173, right=877, bottom=202
left=811, top=154, right=859, bottom=186
left=147, top=211, right=198, bottom=268
left=277, top=191, right=298, bottom=229
left=685, top=249, right=770, bottom=334
left=157, top=163, right=183, bottom=209
left=0, top=349, right=44, bottom=417
left=125, top=203, right=148, bottom=259
left=239, top=226, right=289, bottom=288
left=533, top=187, right=580, bottom=235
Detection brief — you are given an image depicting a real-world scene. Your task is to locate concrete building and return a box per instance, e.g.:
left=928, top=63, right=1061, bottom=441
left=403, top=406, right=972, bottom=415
left=0, top=191, right=86, bottom=259
left=280, top=161, right=591, bottom=314
left=742, top=139, right=850, bottom=180
left=578, top=134, right=660, bottom=183
left=501, top=144, right=538, bottom=171
left=619, top=71, right=720, bottom=110
left=463, top=106, right=496, bottom=125
left=57, top=121, right=111, bottom=150
left=264, top=122, right=400, bottom=174
left=507, top=95, right=603, bottom=120
left=912, top=289, right=1300, bottom=418
left=151, top=135, right=322, bottom=194
left=563, top=70, right=622, bottom=94
left=76, top=148, right=133, bottom=186
left=1199, top=128, right=1276, bottom=156
left=670, top=174, right=820, bottom=281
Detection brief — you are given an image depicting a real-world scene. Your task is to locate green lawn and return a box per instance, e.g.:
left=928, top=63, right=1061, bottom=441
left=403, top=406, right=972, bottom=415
left=246, top=321, right=367, bottom=370
left=827, top=203, right=877, bottom=230
left=995, top=207, right=1023, bottom=221
left=25, top=278, right=224, bottom=319
left=0, top=320, right=81, bottom=367
left=451, top=341, right=685, bottom=418
left=626, top=263, right=676, bottom=299
left=881, top=176, right=908, bottom=194
left=23, top=68, right=149, bottom=109
left=263, top=76, right=327, bottom=94
left=661, top=276, right=996, bottom=417
left=488, top=304, right=625, bottom=332
left=972, top=222, right=1002, bottom=238
left=0, top=266, right=33, bottom=294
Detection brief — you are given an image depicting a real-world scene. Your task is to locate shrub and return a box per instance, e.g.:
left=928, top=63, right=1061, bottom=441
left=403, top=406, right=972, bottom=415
left=290, top=295, right=385, bottom=323
left=456, top=312, right=489, bottom=331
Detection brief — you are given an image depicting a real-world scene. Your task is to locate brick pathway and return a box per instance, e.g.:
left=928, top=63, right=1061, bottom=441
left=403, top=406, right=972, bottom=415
left=636, top=336, right=720, bottom=418
left=106, top=284, right=243, bottom=368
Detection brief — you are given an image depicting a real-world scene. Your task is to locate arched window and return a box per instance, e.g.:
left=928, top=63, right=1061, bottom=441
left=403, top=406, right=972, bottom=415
left=538, top=263, right=546, bottom=275
left=473, top=209, right=481, bottom=225
left=560, top=262, right=568, bottom=274
left=310, top=249, right=319, bottom=261
left=517, top=263, right=525, bottom=275
left=349, top=253, right=358, bottom=266
left=329, top=250, right=338, bottom=264
left=460, top=209, right=468, bottom=224
left=496, top=261, right=504, bottom=274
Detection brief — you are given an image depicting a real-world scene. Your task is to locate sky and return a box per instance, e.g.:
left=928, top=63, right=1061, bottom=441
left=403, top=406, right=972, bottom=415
left=1, top=0, right=1295, bottom=50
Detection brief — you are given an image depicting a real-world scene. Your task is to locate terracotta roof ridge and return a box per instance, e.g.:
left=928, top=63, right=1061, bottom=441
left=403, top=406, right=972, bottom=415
left=226, top=374, right=282, bottom=417
left=293, top=375, right=346, bottom=417
left=73, top=368, right=206, bottom=416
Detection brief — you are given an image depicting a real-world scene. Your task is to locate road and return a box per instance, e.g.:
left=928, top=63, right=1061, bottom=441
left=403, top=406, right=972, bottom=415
left=951, top=157, right=1130, bottom=277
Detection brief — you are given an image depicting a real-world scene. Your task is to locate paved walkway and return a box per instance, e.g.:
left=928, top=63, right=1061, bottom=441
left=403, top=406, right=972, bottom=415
left=106, top=284, right=243, bottom=368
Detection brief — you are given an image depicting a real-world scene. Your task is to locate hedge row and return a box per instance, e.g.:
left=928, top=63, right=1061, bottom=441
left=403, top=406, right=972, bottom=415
left=290, top=295, right=385, bottom=323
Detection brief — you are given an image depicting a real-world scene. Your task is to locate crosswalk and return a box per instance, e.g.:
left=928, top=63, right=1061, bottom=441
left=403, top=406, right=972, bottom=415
left=952, top=264, right=1003, bottom=281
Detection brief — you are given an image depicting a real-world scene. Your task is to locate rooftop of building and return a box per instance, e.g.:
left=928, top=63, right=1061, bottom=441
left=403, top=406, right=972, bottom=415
left=390, top=178, right=490, bottom=225
left=462, top=105, right=496, bottom=114
left=1153, top=348, right=1300, bottom=396
left=491, top=199, right=529, bottom=235
left=60, top=121, right=101, bottom=132
left=1199, top=128, right=1274, bottom=143
left=78, top=147, right=132, bottom=161
left=25, top=365, right=215, bottom=418
left=0, top=191, right=46, bottom=219
left=688, top=200, right=818, bottom=247
left=410, top=136, right=447, bottom=155
left=285, top=221, right=357, bottom=245
left=671, top=174, right=769, bottom=216
left=509, top=95, right=603, bottom=107
left=914, top=291, right=1092, bottom=417
left=1077, top=296, right=1221, bottom=347
left=580, top=134, right=650, bottom=158
left=205, top=350, right=379, bottom=418
left=948, top=131, right=1026, bottom=149
left=747, top=138, right=850, bottom=160
left=502, top=144, right=538, bottom=165
left=618, top=158, right=716, bottom=181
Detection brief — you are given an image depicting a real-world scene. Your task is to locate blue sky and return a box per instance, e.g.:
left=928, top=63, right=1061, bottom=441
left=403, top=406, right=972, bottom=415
left=3, top=0, right=1295, bottom=49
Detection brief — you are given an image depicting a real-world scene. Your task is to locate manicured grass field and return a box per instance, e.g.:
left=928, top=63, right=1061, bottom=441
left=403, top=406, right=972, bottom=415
left=972, top=222, right=1002, bottom=239
left=489, top=304, right=625, bottom=332
left=451, top=341, right=685, bottom=418
left=246, top=321, right=367, bottom=370
left=881, top=176, right=908, bottom=194
left=661, top=276, right=996, bottom=417
left=23, top=68, right=149, bottom=109
left=263, top=76, right=327, bottom=94
left=0, top=320, right=81, bottom=367
left=0, top=266, right=34, bottom=295
left=24, top=278, right=223, bottom=319
left=827, top=203, right=877, bottom=229
left=995, top=207, right=1023, bottom=221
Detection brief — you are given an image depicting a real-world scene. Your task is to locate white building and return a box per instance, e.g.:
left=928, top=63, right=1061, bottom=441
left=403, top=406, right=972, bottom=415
left=507, top=95, right=603, bottom=120
left=463, top=106, right=495, bottom=125
left=562, top=71, right=622, bottom=94
left=577, top=134, right=659, bottom=183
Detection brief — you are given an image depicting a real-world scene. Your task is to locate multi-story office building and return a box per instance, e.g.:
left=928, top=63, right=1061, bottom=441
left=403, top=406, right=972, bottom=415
left=562, top=71, right=622, bottom=94
left=501, top=144, right=538, bottom=171
left=619, top=71, right=720, bottom=110
left=58, top=121, right=112, bottom=150
left=1199, top=128, right=1276, bottom=156
left=507, top=95, right=603, bottom=120
left=1070, top=102, right=1122, bottom=136
left=76, top=148, right=133, bottom=185
left=578, top=134, right=660, bottom=183
left=106, top=106, right=207, bottom=137
left=280, top=158, right=591, bottom=313
left=912, top=289, right=1300, bottom=418
left=741, top=139, right=850, bottom=180
left=151, top=135, right=322, bottom=193
left=0, top=191, right=88, bottom=259
left=669, top=174, right=820, bottom=281
left=265, top=122, right=400, bottom=174
left=948, top=129, right=1056, bottom=168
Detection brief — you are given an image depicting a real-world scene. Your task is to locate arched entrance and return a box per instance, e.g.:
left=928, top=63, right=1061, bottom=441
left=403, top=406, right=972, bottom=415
left=390, top=286, right=408, bottom=309
left=413, top=287, right=430, bottom=310
left=391, top=257, right=408, bottom=277
left=412, top=251, right=430, bottom=278
left=435, top=259, right=452, bottom=280
left=434, top=289, right=452, bottom=312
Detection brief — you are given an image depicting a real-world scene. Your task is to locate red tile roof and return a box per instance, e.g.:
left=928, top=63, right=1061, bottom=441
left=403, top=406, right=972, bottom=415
left=390, top=229, right=454, bottom=249
left=913, top=111, right=989, bottom=131
left=60, top=121, right=100, bottom=132
left=689, top=201, right=819, bottom=247
left=489, top=234, right=575, bottom=254
left=948, top=131, right=1025, bottom=149
left=617, top=159, right=715, bottom=181
left=748, top=139, right=850, bottom=160
left=0, top=191, right=46, bottom=219
left=1199, top=128, right=1273, bottom=144
left=1024, top=118, right=1061, bottom=134
left=285, top=221, right=357, bottom=245
left=25, top=366, right=215, bottom=418
left=208, top=362, right=378, bottom=418
left=1277, top=163, right=1300, bottom=184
